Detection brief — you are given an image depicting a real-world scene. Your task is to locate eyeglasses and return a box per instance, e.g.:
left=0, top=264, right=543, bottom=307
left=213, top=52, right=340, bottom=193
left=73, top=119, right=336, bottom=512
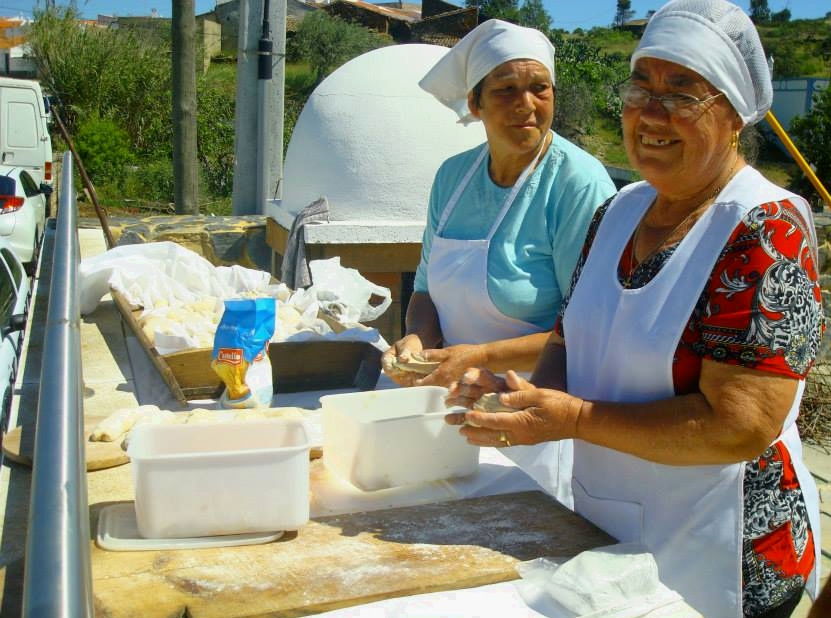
left=618, top=82, right=724, bottom=119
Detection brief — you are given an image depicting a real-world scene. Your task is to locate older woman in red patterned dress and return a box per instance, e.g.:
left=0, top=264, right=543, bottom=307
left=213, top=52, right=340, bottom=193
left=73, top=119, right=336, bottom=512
left=445, top=1, right=823, bottom=616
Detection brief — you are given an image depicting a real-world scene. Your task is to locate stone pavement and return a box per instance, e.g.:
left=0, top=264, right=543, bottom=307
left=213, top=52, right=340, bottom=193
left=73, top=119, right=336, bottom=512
left=6, top=224, right=831, bottom=616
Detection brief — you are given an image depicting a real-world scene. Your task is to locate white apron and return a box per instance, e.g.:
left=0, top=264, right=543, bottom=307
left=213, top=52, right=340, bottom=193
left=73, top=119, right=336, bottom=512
left=561, top=167, right=821, bottom=617
left=427, top=133, right=574, bottom=508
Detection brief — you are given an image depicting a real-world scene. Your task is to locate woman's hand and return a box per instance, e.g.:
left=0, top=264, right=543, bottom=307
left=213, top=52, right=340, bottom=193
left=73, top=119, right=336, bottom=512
left=381, top=334, right=426, bottom=387
left=414, top=343, right=489, bottom=387
left=445, top=367, right=508, bottom=410
left=446, top=370, right=583, bottom=448
left=382, top=341, right=491, bottom=388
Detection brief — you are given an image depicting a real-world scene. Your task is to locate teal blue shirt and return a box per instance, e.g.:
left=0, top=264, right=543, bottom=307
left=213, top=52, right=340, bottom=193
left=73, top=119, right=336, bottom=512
left=414, top=133, right=616, bottom=330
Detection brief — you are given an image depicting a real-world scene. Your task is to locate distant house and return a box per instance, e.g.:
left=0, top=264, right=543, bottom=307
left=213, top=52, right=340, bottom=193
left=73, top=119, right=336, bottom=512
left=421, top=0, right=464, bottom=20
left=212, top=0, right=316, bottom=55
left=112, top=13, right=222, bottom=73
left=0, top=17, right=36, bottom=77
left=319, top=0, right=419, bottom=42
left=619, top=18, right=649, bottom=36
left=209, top=0, right=479, bottom=54
left=772, top=77, right=830, bottom=130
left=410, top=6, right=478, bottom=46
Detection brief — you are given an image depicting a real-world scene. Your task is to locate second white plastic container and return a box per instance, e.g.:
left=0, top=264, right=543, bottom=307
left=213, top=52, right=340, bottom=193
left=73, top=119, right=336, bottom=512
left=127, top=418, right=310, bottom=539
left=320, top=386, right=480, bottom=491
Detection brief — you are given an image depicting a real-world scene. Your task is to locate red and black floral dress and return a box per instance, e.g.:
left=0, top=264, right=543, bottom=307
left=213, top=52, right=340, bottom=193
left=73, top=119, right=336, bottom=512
left=555, top=196, right=823, bottom=616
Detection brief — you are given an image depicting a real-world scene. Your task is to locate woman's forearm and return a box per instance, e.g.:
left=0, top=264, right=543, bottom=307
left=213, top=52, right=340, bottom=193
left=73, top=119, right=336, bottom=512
left=478, top=331, right=552, bottom=373
left=404, top=291, right=443, bottom=349
left=574, top=364, right=797, bottom=466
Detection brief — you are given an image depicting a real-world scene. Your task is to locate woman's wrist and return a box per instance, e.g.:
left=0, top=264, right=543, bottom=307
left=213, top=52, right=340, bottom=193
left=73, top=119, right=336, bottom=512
left=570, top=395, right=586, bottom=439
left=475, top=342, right=493, bottom=367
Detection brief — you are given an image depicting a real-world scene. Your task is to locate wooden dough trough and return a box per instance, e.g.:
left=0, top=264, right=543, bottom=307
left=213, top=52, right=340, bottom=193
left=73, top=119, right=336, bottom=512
left=110, top=290, right=382, bottom=406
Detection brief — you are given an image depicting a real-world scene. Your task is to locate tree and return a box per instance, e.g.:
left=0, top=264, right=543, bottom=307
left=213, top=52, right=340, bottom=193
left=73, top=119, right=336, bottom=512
left=548, top=32, right=629, bottom=139
left=770, top=8, right=791, bottom=23
left=25, top=4, right=239, bottom=211
left=288, top=12, right=391, bottom=85
left=789, top=85, right=831, bottom=208
left=26, top=5, right=172, bottom=155
left=518, top=0, right=551, bottom=32
left=465, top=0, right=520, bottom=23
left=749, top=0, right=771, bottom=24
left=614, top=0, right=635, bottom=27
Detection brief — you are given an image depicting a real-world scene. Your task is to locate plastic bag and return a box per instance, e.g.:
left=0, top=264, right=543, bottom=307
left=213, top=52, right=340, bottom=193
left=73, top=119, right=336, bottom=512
left=514, top=543, right=702, bottom=618
left=211, top=298, right=276, bottom=408
left=78, top=241, right=272, bottom=315
left=309, top=257, right=392, bottom=323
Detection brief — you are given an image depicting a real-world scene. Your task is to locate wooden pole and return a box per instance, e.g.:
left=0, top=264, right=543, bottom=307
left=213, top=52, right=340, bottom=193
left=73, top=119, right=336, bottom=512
left=765, top=110, right=831, bottom=208
left=51, top=106, right=116, bottom=249
left=172, top=0, right=199, bottom=214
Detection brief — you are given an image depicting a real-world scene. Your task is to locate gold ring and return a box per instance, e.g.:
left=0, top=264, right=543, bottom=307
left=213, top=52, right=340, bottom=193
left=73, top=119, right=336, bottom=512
left=499, top=431, right=511, bottom=447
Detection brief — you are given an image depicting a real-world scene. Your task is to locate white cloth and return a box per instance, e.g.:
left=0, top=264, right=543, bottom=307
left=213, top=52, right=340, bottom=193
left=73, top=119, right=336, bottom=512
left=561, top=168, right=821, bottom=616
left=78, top=241, right=272, bottom=315
left=426, top=132, right=573, bottom=510
left=631, top=0, right=772, bottom=126
left=419, top=19, right=556, bottom=125
left=515, top=544, right=703, bottom=618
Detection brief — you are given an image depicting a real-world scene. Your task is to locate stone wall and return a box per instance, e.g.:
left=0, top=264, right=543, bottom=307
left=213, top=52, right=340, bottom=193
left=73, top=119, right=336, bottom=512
left=104, top=214, right=273, bottom=273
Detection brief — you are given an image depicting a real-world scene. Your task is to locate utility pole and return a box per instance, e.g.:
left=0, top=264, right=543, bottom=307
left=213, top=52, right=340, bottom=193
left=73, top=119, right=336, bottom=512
left=172, top=0, right=199, bottom=214
left=232, top=0, right=285, bottom=215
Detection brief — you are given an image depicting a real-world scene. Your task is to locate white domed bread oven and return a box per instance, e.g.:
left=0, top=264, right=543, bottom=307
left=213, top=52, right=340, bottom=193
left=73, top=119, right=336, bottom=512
left=266, top=43, right=486, bottom=341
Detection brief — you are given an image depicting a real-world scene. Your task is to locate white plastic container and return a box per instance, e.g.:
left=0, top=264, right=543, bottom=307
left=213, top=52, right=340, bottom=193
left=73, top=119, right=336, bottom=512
left=127, top=419, right=310, bottom=539
left=320, top=386, right=479, bottom=491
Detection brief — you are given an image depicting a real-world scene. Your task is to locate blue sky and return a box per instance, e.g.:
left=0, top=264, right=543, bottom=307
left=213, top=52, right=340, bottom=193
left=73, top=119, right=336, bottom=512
left=0, top=0, right=826, bottom=31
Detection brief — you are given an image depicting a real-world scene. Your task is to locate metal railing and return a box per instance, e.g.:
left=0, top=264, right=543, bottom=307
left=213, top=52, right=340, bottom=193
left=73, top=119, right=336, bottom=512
left=21, top=152, right=93, bottom=616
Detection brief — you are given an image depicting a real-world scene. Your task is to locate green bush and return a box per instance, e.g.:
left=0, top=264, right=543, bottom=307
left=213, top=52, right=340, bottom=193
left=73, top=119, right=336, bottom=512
left=790, top=85, right=831, bottom=208
left=27, top=5, right=172, bottom=156
left=120, top=158, right=175, bottom=205
left=288, top=12, right=391, bottom=85
left=197, top=81, right=235, bottom=197
left=73, top=115, right=134, bottom=185
left=549, top=33, right=629, bottom=141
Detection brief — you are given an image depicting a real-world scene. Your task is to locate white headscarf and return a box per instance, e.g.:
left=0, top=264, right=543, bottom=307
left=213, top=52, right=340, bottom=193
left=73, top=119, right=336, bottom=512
left=419, top=19, right=556, bottom=125
left=630, top=0, right=772, bottom=126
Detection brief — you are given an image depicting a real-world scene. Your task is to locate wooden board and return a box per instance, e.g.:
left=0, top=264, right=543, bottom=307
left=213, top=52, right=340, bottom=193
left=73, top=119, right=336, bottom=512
left=89, top=491, right=615, bottom=618
left=3, top=415, right=129, bottom=471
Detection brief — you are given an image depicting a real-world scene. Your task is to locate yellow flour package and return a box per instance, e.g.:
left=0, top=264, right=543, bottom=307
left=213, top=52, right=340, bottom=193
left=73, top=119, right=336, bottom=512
left=211, top=298, right=276, bottom=408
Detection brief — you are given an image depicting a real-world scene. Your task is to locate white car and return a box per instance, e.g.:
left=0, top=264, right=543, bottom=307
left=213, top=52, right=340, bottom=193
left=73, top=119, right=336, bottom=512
left=0, top=166, right=51, bottom=275
left=0, top=238, right=30, bottom=460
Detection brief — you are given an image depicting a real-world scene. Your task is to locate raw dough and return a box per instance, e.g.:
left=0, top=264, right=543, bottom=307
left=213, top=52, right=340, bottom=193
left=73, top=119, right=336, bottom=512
left=262, top=407, right=306, bottom=420
left=391, top=354, right=441, bottom=376
left=120, top=409, right=179, bottom=449
left=467, top=393, right=519, bottom=428
left=90, top=405, right=161, bottom=442
left=472, top=393, right=518, bottom=414
left=186, top=409, right=233, bottom=424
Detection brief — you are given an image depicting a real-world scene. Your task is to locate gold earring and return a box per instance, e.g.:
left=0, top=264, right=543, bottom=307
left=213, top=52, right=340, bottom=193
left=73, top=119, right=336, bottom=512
left=730, top=131, right=739, bottom=150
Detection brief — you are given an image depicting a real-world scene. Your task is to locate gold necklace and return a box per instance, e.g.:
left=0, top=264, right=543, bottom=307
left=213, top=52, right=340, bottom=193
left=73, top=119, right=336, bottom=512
left=623, top=157, right=739, bottom=289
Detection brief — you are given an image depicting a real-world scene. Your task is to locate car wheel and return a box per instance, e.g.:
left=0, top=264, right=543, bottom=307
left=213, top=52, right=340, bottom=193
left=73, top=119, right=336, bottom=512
left=0, top=387, right=11, bottom=464
left=1, top=387, right=10, bottom=434
left=24, top=233, right=38, bottom=277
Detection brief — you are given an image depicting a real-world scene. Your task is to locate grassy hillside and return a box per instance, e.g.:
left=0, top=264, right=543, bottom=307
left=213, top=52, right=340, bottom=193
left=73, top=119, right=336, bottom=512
left=757, top=18, right=831, bottom=78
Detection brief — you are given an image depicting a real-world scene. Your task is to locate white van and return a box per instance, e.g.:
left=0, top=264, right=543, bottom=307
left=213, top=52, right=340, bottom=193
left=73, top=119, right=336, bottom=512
left=0, top=77, right=53, bottom=188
